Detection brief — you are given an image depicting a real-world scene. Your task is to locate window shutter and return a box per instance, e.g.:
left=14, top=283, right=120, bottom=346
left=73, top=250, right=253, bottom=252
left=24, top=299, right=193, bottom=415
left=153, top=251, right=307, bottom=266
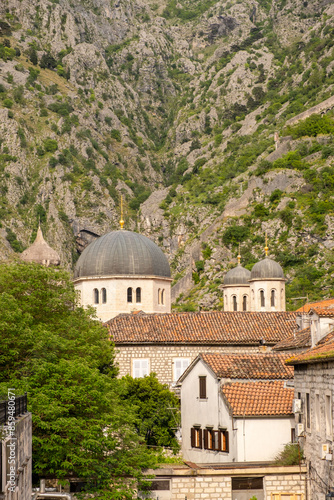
left=217, top=431, right=221, bottom=451
left=225, top=431, right=229, bottom=453
left=203, top=430, right=208, bottom=449
left=133, top=360, right=141, bottom=378
left=199, top=429, right=203, bottom=449
left=199, top=376, right=206, bottom=399
left=191, top=428, right=195, bottom=448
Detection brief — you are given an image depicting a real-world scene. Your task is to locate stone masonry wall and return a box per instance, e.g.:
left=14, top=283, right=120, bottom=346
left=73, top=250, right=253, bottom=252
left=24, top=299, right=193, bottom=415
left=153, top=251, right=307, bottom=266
left=115, top=344, right=263, bottom=385
left=149, top=466, right=306, bottom=500
left=294, top=361, right=334, bottom=500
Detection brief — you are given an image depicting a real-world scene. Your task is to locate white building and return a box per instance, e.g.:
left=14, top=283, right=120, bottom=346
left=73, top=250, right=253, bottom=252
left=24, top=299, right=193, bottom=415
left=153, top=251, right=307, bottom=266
left=178, top=352, right=295, bottom=464
left=223, top=246, right=286, bottom=312
left=73, top=229, right=172, bottom=321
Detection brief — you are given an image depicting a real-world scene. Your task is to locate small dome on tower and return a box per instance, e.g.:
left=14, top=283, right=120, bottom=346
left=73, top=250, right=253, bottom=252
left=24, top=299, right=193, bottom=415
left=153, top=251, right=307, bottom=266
left=224, top=264, right=251, bottom=285
left=21, top=226, right=60, bottom=266
left=74, top=230, right=171, bottom=279
left=250, top=257, right=284, bottom=280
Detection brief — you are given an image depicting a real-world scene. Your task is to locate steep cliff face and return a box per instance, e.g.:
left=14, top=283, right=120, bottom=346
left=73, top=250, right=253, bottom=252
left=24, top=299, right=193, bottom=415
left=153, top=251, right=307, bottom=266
left=0, top=0, right=334, bottom=307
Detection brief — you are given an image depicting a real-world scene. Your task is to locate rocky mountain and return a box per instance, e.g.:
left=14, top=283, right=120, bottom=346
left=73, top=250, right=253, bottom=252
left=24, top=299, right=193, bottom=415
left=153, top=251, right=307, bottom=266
left=0, top=0, right=334, bottom=309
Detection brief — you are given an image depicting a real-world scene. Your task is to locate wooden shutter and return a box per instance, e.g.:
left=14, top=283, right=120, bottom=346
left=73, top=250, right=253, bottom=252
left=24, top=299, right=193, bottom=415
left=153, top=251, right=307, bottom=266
left=199, top=376, right=206, bottom=399
left=198, top=429, right=203, bottom=449
left=203, top=430, right=208, bottom=449
left=191, top=427, right=195, bottom=448
left=225, top=431, right=229, bottom=453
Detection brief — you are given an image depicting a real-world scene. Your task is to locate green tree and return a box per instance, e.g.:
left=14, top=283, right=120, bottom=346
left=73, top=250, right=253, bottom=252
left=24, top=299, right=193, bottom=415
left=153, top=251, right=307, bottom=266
left=0, top=262, right=156, bottom=498
left=120, top=373, right=180, bottom=453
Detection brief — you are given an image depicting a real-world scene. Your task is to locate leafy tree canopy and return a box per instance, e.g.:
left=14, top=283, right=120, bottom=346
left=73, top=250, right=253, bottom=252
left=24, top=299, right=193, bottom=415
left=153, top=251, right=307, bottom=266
left=0, top=261, right=157, bottom=498
left=120, top=373, right=180, bottom=453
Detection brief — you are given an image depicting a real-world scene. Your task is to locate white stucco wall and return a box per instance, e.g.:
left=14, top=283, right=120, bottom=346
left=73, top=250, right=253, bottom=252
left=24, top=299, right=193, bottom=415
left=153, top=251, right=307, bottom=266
left=234, top=417, right=294, bottom=462
left=223, top=285, right=250, bottom=312
left=250, top=279, right=286, bottom=312
left=180, top=359, right=235, bottom=463
left=74, top=275, right=171, bottom=321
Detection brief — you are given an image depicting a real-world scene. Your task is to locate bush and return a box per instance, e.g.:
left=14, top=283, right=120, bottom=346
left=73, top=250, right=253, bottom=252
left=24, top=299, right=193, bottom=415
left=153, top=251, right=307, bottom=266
left=43, top=138, right=58, bottom=153
left=285, top=114, right=334, bottom=138
left=110, top=129, right=121, bottom=142
left=275, top=443, right=304, bottom=465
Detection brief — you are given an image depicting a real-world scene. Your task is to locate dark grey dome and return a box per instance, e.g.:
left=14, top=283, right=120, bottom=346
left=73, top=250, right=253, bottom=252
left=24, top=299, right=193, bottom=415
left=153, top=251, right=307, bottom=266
left=74, top=230, right=171, bottom=279
left=250, top=257, right=284, bottom=280
left=224, top=265, right=251, bottom=285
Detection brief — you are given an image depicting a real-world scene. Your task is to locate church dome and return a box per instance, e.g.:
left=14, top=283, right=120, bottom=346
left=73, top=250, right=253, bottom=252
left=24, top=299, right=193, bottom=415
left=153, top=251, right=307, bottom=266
left=74, top=230, right=171, bottom=279
left=224, top=264, right=251, bottom=285
left=250, top=257, right=284, bottom=280
left=21, top=226, right=60, bottom=266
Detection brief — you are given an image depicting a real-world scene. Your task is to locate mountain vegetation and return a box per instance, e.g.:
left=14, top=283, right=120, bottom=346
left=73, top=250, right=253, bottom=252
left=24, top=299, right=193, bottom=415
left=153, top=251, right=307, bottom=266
left=0, top=0, right=334, bottom=310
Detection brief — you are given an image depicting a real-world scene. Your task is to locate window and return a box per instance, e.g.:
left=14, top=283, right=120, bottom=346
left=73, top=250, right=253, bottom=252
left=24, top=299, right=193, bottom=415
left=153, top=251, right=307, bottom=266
left=326, top=393, right=332, bottom=437
left=315, top=393, right=320, bottom=432
left=199, top=376, right=207, bottom=399
left=101, top=288, right=107, bottom=304
left=136, top=287, right=141, bottom=303
left=132, top=359, right=149, bottom=378
left=203, top=429, right=229, bottom=452
left=127, top=287, right=133, bottom=303
left=161, top=289, right=165, bottom=305
left=232, top=295, right=237, bottom=311
left=260, top=290, right=265, bottom=308
left=93, top=288, right=99, bottom=304
left=158, top=288, right=161, bottom=304
left=173, top=358, right=190, bottom=381
left=271, top=289, right=275, bottom=307
left=306, top=392, right=310, bottom=429
left=190, top=427, right=202, bottom=449
left=243, top=295, right=247, bottom=311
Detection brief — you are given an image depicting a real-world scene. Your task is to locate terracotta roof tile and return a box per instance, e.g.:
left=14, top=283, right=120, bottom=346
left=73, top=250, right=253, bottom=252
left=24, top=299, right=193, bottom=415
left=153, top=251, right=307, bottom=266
left=200, top=352, right=293, bottom=379
left=106, top=311, right=298, bottom=345
left=286, top=330, right=334, bottom=365
left=296, top=298, right=334, bottom=313
left=222, top=380, right=294, bottom=416
left=272, top=327, right=311, bottom=351
left=309, top=306, right=334, bottom=317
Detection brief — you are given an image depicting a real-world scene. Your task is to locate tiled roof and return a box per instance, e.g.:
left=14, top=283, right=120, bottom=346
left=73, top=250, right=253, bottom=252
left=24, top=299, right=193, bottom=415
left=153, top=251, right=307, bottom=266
left=309, top=307, right=334, bottom=318
left=286, top=331, right=334, bottom=365
left=222, top=380, right=294, bottom=416
left=200, top=353, right=293, bottom=379
left=296, top=298, right=334, bottom=313
left=106, top=311, right=298, bottom=345
left=272, top=327, right=311, bottom=351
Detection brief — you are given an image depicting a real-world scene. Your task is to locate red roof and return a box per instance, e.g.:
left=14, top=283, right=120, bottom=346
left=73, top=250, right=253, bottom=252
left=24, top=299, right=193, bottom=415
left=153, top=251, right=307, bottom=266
left=296, top=298, right=334, bottom=313
left=222, top=380, right=294, bottom=416
left=106, top=311, right=298, bottom=345
left=201, top=352, right=293, bottom=379
left=286, top=331, right=334, bottom=365
left=272, top=327, right=311, bottom=351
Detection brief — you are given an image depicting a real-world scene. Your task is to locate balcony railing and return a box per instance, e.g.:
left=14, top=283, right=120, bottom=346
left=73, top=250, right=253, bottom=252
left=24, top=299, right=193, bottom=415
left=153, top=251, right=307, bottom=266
left=0, top=393, right=28, bottom=425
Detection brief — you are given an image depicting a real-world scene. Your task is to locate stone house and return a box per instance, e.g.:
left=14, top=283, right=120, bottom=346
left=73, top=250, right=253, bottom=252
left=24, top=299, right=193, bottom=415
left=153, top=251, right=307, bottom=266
left=287, top=329, right=334, bottom=500
left=140, top=463, right=307, bottom=500
left=106, top=310, right=298, bottom=386
left=178, top=352, right=295, bottom=464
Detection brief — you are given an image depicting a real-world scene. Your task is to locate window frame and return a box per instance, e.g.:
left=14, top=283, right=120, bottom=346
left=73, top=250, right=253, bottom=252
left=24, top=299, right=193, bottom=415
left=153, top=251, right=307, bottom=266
left=173, top=358, right=190, bottom=382
left=191, top=427, right=202, bottom=449
left=127, top=287, right=133, bottom=303
left=199, top=376, right=207, bottom=399
left=306, top=392, right=311, bottom=430
left=132, top=358, right=149, bottom=378
left=203, top=429, right=229, bottom=452
left=101, top=288, right=107, bottom=304
left=325, top=392, right=332, bottom=439
left=93, top=288, right=99, bottom=304
left=136, top=287, right=141, bottom=303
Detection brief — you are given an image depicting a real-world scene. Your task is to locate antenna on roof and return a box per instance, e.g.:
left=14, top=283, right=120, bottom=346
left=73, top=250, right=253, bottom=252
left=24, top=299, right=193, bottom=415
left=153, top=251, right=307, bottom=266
left=120, top=195, right=124, bottom=230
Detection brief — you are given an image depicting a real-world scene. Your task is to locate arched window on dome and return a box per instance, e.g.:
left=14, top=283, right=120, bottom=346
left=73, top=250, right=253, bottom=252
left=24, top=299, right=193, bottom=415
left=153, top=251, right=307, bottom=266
left=260, top=290, right=265, bottom=308
left=127, top=287, right=133, bottom=303
left=93, top=288, right=99, bottom=304
left=232, top=295, right=237, bottom=312
left=243, top=295, right=248, bottom=311
left=101, top=288, right=107, bottom=304
left=136, top=287, right=141, bottom=303
left=271, top=289, right=276, bottom=307
left=161, top=289, right=165, bottom=305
